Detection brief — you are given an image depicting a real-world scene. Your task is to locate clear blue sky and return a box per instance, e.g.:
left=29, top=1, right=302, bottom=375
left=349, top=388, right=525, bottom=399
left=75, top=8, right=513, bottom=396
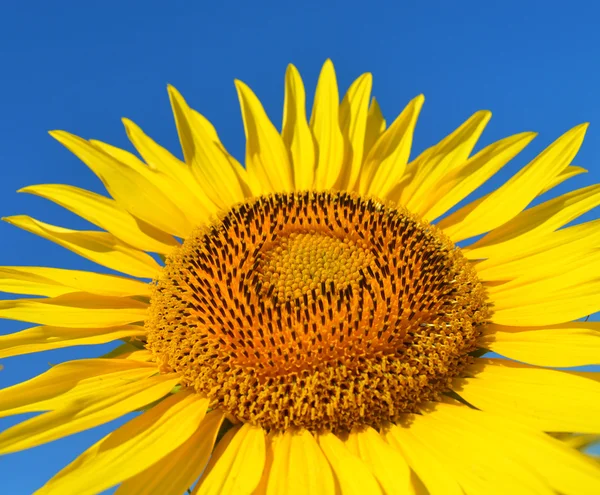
left=1, top=1, right=599, bottom=493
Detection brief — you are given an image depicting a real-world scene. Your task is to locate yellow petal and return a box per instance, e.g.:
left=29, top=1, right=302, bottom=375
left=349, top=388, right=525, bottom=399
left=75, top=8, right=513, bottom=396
left=0, top=373, right=180, bottom=455
left=19, top=184, right=177, bottom=254
left=402, top=110, right=491, bottom=213
left=0, top=324, right=146, bottom=359
left=345, top=427, right=415, bottom=495
left=384, top=419, right=464, bottom=495
left=363, top=97, right=386, bottom=160
left=490, top=280, right=600, bottom=326
left=438, top=123, right=588, bottom=242
left=338, top=72, right=373, bottom=190
left=0, top=266, right=149, bottom=298
left=481, top=323, right=600, bottom=367
left=455, top=358, right=600, bottom=433
left=416, top=401, right=600, bottom=495
left=422, top=132, right=536, bottom=222
left=37, top=391, right=208, bottom=495
left=0, top=292, right=147, bottom=328
left=115, top=410, right=224, bottom=495
left=318, top=431, right=382, bottom=494
left=282, top=64, right=316, bottom=191
left=122, top=118, right=218, bottom=221
left=0, top=357, right=156, bottom=418
left=195, top=423, right=266, bottom=495
left=3, top=216, right=160, bottom=279
left=540, top=165, right=587, bottom=194
left=166, top=86, right=254, bottom=207
left=265, top=429, right=335, bottom=495
left=236, top=80, right=294, bottom=192
left=311, top=59, right=345, bottom=190
left=360, top=95, right=424, bottom=198
left=51, top=130, right=193, bottom=237
left=469, top=183, right=600, bottom=258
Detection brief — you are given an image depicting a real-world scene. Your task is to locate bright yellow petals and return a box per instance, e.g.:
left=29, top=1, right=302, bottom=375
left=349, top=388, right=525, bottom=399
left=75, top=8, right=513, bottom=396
left=0, top=373, right=179, bottom=455
left=541, top=165, right=587, bottom=194
left=167, top=86, right=254, bottom=207
left=422, top=132, right=536, bottom=222
left=18, top=184, right=177, bottom=254
left=360, top=95, right=424, bottom=198
left=456, top=359, right=600, bottom=433
left=3, top=216, right=160, bottom=279
left=51, top=131, right=194, bottom=238
left=385, top=421, right=464, bottom=495
left=0, top=358, right=156, bottom=418
left=0, top=293, right=147, bottom=328
left=116, top=410, right=224, bottom=495
left=282, top=64, right=316, bottom=190
left=0, top=266, right=149, bottom=298
left=338, top=72, right=373, bottom=190
left=439, top=123, right=588, bottom=241
left=318, top=432, right=382, bottom=494
left=363, top=97, right=386, bottom=159
left=195, top=423, right=266, bottom=495
left=402, top=110, right=491, bottom=214
left=311, top=59, right=345, bottom=189
left=0, top=324, right=146, bottom=359
left=38, top=392, right=208, bottom=495
left=482, top=323, right=600, bottom=367
left=344, top=427, right=415, bottom=495
left=235, top=80, right=294, bottom=192
left=263, top=430, right=335, bottom=495
left=468, top=183, right=600, bottom=260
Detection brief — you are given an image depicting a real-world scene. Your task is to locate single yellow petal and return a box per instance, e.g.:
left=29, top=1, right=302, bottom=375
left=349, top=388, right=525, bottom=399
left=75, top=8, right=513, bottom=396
left=539, top=165, right=587, bottom=194
left=166, top=86, right=254, bottom=207
left=0, top=373, right=180, bottom=455
left=363, top=97, right=386, bottom=160
left=3, top=216, right=160, bottom=279
left=384, top=419, right=464, bottom=495
left=402, top=110, right=491, bottom=213
left=481, top=323, right=600, bottom=367
left=360, top=95, right=424, bottom=198
left=236, top=80, right=294, bottom=192
left=0, top=324, right=146, bottom=359
left=311, top=59, right=345, bottom=190
left=469, top=183, right=600, bottom=258
left=438, top=123, right=588, bottom=241
left=416, top=401, right=600, bottom=495
left=282, top=64, right=316, bottom=191
left=455, top=358, right=600, bottom=433
left=421, top=132, right=536, bottom=222
left=51, top=130, right=194, bottom=237
left=19, top=184, right=177, bottom=254
left=0, top=357, right=156, bottom=418
left=195, top=423, right=266, bottom=495
left=0, top=266, right=149, bottom=298
left=0, top=292, right=147, bottom=328
left=344, top=427, right=415, bottom=495
left=265, top=429, right=335, bottom=495
left=338, top=72, right=373, bottom=190
left=37, top=391, right=208, bottom=495
left=115, top=410, right=224, bottom=495
left=318, top=431, right=382, bottom=495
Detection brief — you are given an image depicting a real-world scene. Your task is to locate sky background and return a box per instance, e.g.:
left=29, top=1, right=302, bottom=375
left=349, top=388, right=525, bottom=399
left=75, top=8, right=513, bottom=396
left=1, top=1, right=599, bottom=493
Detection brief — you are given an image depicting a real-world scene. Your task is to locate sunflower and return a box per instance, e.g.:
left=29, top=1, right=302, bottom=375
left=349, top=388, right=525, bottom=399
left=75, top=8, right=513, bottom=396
left=1, top=59, right=599, bottom=495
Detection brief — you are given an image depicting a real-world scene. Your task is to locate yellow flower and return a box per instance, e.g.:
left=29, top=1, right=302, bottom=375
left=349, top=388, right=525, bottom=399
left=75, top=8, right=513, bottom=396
left=1, top=59, right=600, bottom=494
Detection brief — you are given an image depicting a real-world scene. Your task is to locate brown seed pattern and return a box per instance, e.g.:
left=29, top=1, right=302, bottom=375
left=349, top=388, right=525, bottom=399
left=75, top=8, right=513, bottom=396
left=146, top=191, right=490, bottom=433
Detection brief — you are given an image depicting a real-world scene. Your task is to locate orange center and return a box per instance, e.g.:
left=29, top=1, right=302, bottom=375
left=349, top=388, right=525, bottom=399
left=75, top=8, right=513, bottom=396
left=146, top=191, right=490, bottom=433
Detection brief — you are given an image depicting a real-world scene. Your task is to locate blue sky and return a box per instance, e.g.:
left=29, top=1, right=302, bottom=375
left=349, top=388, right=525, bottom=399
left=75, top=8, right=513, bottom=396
left=1, top=0, right=599, bottom=493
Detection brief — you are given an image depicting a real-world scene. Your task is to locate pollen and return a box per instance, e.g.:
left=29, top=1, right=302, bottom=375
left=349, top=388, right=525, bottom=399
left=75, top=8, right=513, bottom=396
left=146, top=191, right=491, bottom=433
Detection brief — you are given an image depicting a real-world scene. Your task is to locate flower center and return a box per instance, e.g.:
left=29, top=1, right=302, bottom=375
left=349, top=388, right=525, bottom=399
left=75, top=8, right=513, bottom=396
left=146, top=191, right=490, bottom=433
